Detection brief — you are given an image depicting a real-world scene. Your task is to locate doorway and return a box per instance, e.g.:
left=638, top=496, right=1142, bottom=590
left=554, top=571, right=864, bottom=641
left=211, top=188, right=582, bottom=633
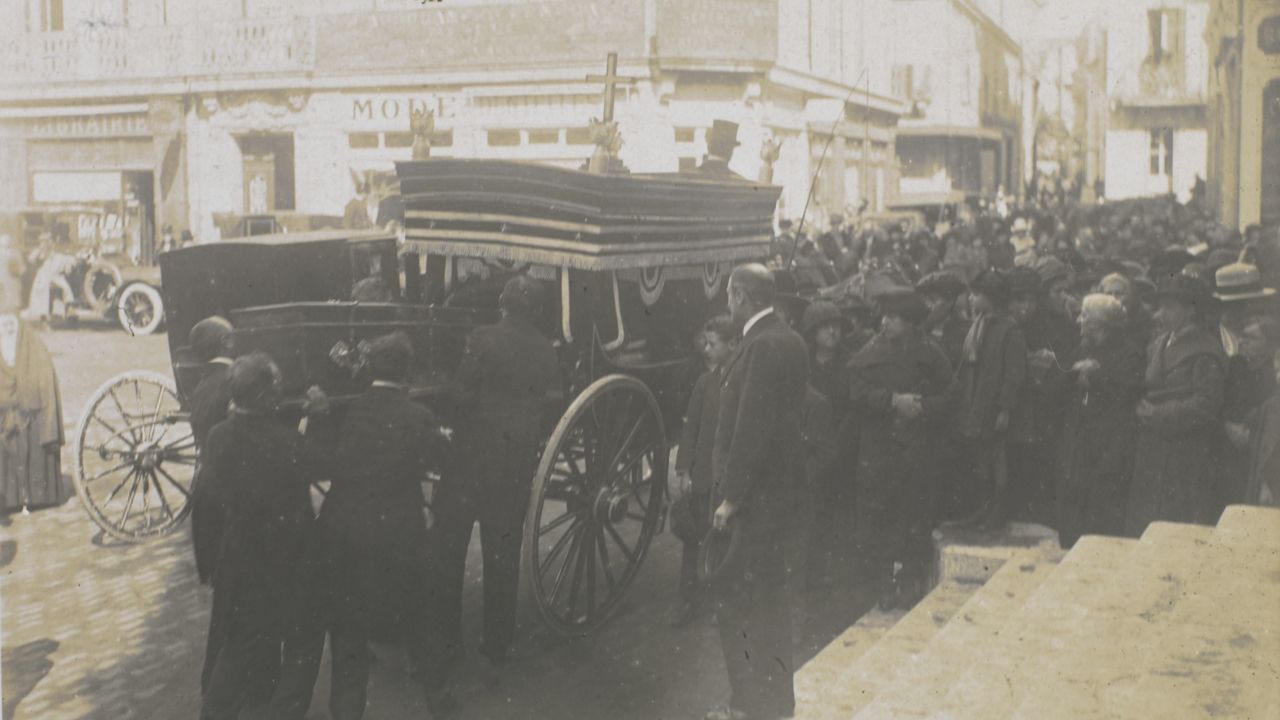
left=122, top=171, right=155, bottom=265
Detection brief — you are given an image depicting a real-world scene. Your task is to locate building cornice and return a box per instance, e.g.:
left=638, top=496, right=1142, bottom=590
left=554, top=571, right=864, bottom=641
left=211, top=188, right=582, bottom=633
left=765, top=67, right=908, bottom=116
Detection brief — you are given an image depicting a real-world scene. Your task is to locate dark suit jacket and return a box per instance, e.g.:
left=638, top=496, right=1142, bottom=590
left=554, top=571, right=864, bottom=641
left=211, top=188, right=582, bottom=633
left=676, top=367, right=721, bottom=495
left=957, top=312, right=1029, bottom=441
left=316, top=386, right=447, bottom=637
left=712, top=312, right=809, bottom=532
left=452, top=314, right=559, bottom=488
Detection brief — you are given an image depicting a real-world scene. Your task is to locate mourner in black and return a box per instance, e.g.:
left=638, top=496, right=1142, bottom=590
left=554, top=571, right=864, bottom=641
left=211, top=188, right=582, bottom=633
left=307, top=332, right=455, bottom=720
left=198, top=353, right=321, bottom=720
left=671, top=315, right=736, bottom=628
left=187, top=316, right=235, bottom=589
left=433, top=275, right=560, bottom=665
left=848, top=288, right=958, bottom=610
left=706, top=264, right=809, bottom=720
left=696, top=119, right=744, bottom=180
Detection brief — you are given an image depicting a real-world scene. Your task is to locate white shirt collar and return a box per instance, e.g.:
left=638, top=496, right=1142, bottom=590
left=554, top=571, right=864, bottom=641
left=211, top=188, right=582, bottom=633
left=371, top=380, right=407, bottom=390
left=209, top=357, right=233, bottom=367
left=743, top=307, right=773, bottom=337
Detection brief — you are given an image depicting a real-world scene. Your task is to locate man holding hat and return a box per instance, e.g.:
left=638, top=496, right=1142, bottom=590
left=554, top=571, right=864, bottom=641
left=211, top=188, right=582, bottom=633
left=696, top=120, right=743, bottom=180
left=434, top=274, right=559, bottom=666
left=705, top=263, right=808, bottom=720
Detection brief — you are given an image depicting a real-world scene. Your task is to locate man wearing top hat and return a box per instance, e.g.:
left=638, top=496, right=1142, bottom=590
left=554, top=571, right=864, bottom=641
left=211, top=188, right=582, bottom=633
left=696, top=120, right=744, bottom=180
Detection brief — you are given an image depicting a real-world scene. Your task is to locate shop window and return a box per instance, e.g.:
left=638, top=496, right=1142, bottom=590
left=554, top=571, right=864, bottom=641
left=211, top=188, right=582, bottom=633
left=430, top=130, right=454, bottom=147
left=528, top=129, right=560, bottom=145
left=487, top=129, right=521, bottom=147
left=1149, top=129, right=1173, bottom=176
left=348, top=133, right=379, bottom=149
left=385, top=132, right=414, bottom=148
left=674, top=127, right=697, bottom=143
left=678, top=157, right=698, bottom=172
left=566, top=127, right=593, bottom=145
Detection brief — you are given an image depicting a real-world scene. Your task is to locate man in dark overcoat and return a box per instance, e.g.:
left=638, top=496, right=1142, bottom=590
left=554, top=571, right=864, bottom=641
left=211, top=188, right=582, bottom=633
left=433, top=275, right=560, bottom=665
left=307, top=332, right=454, bottom=719
left=187, top=316, right=235, bottom=590
left=705, top=264, right=809, bottom=720
left=198, top=353, right=321, bottom=720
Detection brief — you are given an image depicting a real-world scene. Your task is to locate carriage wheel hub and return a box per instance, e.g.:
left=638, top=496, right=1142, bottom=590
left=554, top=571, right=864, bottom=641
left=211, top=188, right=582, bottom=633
left=594, top=488, right=629, bottom=525
left=136, top=442, right=160, bottom=471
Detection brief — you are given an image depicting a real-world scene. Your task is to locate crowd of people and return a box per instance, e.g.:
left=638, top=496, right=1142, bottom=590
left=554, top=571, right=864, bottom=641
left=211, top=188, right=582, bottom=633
left=672, top=194, right=1280, bottom=622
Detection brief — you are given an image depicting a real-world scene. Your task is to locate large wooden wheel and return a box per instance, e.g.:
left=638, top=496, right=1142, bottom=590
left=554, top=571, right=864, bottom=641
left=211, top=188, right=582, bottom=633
left=523, top=374, right=667, bottom=636
left=73, top=372, right=196, bottom=542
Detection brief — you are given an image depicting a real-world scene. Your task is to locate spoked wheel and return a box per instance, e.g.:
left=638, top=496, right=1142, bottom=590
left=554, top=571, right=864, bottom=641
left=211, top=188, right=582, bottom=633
left=73, top=371, right=197, bottom=542
left=523, top=374, right=667, bottom=636
left=117, top=283, right=165, bottom=336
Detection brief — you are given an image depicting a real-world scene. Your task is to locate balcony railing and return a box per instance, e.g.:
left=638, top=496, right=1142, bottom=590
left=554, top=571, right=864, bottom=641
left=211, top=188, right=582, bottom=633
left=0, top=1, right=780, bottom=90
left=0, top=17, right=316, bottom=86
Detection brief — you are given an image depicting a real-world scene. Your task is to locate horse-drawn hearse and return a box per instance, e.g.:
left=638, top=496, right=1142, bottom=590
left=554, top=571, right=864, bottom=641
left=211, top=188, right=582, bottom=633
left=71, top=158, right=781, bottom=636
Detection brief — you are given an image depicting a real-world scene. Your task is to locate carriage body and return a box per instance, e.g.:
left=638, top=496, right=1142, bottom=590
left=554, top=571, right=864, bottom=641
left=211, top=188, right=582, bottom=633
left=73, top=159, right=781, bottom=636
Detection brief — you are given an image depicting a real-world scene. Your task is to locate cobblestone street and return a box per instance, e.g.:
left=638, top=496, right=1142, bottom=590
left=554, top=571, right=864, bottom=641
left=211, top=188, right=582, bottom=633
left=0, top=326, right=860, bottom=720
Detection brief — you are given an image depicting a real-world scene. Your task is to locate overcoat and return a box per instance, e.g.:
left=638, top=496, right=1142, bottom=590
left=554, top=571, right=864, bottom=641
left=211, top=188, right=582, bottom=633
left=203, top=411, right=316, bottom=645
left=0, top=321, right=63, bottom=512
left=675, top=367, right=721, bottom=495
left=712, top=312, right=809, bottom=533
left=956, top=312, right=1030, bottom=443
left=1054, top=334, right=1144, bottom=547
left=848, top=331, right=957, bottom=564
left=316, top=386, right=447, bottom=639
left=1125, top=325, right=1226, bottom=535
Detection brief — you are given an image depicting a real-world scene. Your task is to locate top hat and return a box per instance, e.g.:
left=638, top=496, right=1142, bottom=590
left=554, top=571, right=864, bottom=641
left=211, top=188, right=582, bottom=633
left=969, top=269, right=1011, bottom=305
left=1213, top=262, right=1277, bottom=302
left=1008, top=267, right=1042, bottom=298
left=697, top=524, right=744, bottom=585
left=707, top=120, right=741, bottom=150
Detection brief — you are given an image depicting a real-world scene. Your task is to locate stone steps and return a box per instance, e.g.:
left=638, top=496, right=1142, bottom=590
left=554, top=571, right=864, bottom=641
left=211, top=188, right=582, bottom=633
left=793, top=504, right=1280, bottom=720
left=853, top=534, right=1133, bottom=720
left=794, top=578, right=984, bottom=720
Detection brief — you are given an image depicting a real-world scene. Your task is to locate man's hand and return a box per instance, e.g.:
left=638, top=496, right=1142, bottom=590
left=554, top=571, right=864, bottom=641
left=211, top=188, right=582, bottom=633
left=713, top=499, right=737, bottom=531
left=892, top=393, right=922, bottom=419
left=1224, top=421, right=1249, bottom=449
left=670, top=470, right=692, bottom=500
left=303, top=385, right=330, bottom=415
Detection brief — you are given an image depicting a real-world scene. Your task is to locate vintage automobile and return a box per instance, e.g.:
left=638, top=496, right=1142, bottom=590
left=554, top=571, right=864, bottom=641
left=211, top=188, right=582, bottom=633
left=72, top=160, right=780, bottom=636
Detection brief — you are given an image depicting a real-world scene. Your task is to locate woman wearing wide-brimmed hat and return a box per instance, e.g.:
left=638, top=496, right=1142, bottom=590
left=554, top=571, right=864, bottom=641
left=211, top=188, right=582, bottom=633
left=1125, top=274, right=1227, bottom=536
left=848, top=288, right=957, bottom=609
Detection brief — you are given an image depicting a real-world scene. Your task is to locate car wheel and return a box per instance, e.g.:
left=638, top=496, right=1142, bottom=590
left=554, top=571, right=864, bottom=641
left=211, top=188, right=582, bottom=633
left=117, top=283, right=164, bottom=336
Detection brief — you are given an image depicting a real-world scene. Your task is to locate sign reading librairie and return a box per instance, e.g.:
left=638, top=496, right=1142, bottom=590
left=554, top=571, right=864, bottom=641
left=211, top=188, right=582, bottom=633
left=27, top=114, right=150, bottom=139
left=1261, top=15, right=1280, bottom=55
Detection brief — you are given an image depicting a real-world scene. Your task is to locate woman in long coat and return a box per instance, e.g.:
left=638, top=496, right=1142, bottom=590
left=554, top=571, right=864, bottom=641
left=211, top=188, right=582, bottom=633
left=1055, top=294, right=1145, bottom=547
left=1125, top=275, right=1226, bottom=536
left=849, top=288, right=957, bottom=609
left=0, top=313, right=63, bottom=514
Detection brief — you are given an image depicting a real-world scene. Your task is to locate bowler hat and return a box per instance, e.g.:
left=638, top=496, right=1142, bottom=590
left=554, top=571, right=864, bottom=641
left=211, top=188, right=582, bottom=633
left=773, top=292, right=810, bottom=330
left=1213, top=262, right=1276, bottom=302
left=698, top=525, right=744, bottom=586
left=916, top=270, right=966, bottom=299
left=875, top=287, right=929, bottom=324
